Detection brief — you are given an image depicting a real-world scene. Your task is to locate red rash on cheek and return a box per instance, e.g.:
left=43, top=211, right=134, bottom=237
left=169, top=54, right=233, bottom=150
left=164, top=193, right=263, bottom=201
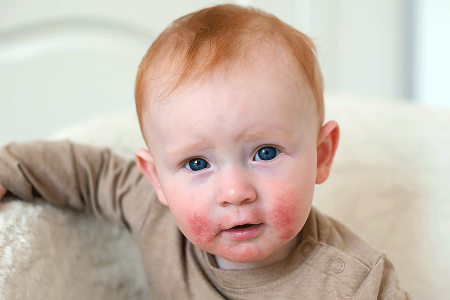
left=187, top=213, right=215, bottom=246
left=270, top=189, right=302, bottom=240
left=189, top=214, right=207, bottom=236
left=272, top=203, right=297, bottom=240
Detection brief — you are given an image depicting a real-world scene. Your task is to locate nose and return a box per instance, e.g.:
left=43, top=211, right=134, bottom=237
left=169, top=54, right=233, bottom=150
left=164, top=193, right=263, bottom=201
left=215, top=166, right=257, bottom=207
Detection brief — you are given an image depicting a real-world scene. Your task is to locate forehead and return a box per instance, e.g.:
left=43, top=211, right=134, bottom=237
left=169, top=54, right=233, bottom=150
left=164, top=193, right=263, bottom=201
left=140, top=45, right=317, bottom=148
left=152, top=40, right=290, bottom=90
left=148, top=43, right=311, bottom=112
left=142, top=53, right=317, bottom=150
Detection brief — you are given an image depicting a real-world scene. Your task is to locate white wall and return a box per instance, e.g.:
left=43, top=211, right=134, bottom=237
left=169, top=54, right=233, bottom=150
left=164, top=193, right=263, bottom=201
left=293, top=0, right=408, bottom=99
left=238, top=0, right=409, bottom=99
left=414, top=0, right=450, bottom=108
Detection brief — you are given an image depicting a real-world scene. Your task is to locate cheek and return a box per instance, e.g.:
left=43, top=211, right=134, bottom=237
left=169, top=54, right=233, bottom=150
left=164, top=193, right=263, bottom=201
left=189, top=213, right=208, bottom=236
left=271, top=200, right=299, bottom=240
left=269, top=185, right=312, bottom=240
left=166, top=190, right=216, bottom=248
left=187, top=213, right=216, bottom=247
left=174, top=201, right=221, bottom=249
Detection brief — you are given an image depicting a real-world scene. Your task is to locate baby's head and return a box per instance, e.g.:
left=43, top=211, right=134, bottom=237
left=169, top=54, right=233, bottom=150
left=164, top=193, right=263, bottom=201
left=135, top=4, right=339, bottom=269
left=135, top=4, right=324, bottom=136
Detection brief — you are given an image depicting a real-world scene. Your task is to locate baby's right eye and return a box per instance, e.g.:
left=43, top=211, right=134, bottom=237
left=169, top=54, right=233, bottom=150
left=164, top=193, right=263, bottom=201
left=184, top=158, right=210, bottom=171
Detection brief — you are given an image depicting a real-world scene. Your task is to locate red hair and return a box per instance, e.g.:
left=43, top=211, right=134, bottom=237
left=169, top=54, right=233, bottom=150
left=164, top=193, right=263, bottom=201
left=135, top=4, right=324, bottom=133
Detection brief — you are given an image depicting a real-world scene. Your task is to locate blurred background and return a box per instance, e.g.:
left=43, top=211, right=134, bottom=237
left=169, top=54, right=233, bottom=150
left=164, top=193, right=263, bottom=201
left=0, top=0, right=449, bottom=145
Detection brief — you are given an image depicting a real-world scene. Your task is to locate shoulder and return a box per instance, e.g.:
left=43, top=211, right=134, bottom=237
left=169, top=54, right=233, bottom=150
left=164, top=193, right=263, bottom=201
left=309, top=207, right=382, bottom=266
left=299, top=207, right=410, bottom=299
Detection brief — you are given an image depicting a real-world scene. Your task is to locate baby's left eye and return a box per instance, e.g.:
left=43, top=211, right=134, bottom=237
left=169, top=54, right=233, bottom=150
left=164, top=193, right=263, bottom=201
left=254, top=146, right=280, bottom=161
left=184, top=158, right=210, bottom=171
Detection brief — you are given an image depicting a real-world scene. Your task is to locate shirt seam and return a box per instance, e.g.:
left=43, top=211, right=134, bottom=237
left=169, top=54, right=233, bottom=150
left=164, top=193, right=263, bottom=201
left=352, top=252, right=386, bottom=297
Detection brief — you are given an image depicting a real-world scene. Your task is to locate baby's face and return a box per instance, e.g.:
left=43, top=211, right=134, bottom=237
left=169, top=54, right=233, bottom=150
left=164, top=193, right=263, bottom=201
left=139, top=63, right=325, bottom=268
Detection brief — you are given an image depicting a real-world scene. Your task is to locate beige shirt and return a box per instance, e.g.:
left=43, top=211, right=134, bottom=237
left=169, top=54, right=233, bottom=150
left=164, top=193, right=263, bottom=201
left=0, top=141, right=410, bottom=299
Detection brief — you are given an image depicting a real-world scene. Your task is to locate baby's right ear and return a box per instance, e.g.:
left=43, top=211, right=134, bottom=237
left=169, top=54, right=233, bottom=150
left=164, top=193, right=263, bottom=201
left=135, top=149, right=168, bottom=206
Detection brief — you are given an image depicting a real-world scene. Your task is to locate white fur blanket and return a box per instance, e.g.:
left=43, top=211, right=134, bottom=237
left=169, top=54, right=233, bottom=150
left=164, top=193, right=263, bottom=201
left=0, top=200, right=148, bottom=299
left=1, top=94, right=449, bottom=299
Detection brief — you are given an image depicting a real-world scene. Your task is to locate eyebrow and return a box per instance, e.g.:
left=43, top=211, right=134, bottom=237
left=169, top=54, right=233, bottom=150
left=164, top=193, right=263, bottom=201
left=237, top=129, right=295, bottom=141
left=165, top=140, right=212, bottom=158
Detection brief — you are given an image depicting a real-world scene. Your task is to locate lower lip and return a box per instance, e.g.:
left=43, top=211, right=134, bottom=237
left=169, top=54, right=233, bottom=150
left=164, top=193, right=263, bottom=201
left=223, top=224, right=263, bottom=241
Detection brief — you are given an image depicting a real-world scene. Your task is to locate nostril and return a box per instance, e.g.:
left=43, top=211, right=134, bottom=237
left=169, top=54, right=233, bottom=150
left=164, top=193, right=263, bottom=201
left=244, top=197, right=253, bottom=203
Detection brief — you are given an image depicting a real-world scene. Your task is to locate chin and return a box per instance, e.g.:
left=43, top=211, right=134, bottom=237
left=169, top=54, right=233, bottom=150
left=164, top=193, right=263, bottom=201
left=218, top=245, right=267, bottom=263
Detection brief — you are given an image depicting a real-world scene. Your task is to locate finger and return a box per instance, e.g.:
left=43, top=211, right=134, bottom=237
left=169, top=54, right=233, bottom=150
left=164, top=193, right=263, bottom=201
left=0, top=184, right=6, bottom=199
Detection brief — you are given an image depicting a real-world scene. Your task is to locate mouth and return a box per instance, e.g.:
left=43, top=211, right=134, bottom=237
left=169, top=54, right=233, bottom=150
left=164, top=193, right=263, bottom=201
left=223, top=223, right=263, bottom=240
left=227, top=223, right=263, bottom=231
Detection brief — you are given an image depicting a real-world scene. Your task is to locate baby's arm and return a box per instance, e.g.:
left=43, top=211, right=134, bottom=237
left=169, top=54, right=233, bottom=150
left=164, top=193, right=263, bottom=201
left=0, top=140, right=155, bottom=234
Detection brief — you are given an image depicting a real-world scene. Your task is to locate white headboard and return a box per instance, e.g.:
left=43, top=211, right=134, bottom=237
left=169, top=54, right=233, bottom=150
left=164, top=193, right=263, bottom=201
left=0, top=20, right=154, bottom=145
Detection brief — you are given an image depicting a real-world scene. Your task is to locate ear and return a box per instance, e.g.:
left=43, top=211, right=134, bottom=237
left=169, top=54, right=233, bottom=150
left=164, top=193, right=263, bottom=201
left=316, top=121, right=340, bottom=184
left=135, top=148, right=169, bottom=206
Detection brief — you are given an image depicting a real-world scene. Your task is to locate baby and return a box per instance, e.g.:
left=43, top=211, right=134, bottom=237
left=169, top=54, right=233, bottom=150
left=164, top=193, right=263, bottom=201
left=0, top=4, right=408, bottom=299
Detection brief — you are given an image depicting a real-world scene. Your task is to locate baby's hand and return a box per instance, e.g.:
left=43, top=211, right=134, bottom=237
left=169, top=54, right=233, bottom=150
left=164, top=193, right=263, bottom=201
left=0, top=183, right=6, bottom=199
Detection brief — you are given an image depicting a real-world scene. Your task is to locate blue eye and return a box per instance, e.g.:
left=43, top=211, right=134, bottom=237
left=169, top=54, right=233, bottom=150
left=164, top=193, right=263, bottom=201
left=185, top=158, right=210, bottom=171
left=254, top=146, right=279, bottom=161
